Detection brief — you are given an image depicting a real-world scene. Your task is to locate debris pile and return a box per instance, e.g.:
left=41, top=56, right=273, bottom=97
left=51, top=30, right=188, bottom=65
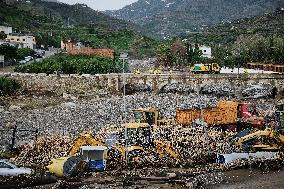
left=13, top=135, right=73, bottom=167
left=124, top=83, right=152, bottom=95
left=242, top=82, right=276, bottom=99
left=160, top=83, right=194, bottom=94
left=0, top=94, right=218, bottom=135
left=200, top=82, right=234, bottom=97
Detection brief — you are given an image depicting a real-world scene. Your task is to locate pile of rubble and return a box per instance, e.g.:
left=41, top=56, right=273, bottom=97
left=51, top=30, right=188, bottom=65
left=160, top=83, right=194, bottom=94
left=200, top=82, right=234, bottom=97
left=242, top=82, right=276, bottom=99
left=0, top=94, right=218, bottom=136
left=123, top=84, right=152, bottom=95
left=12, top=135, right=73, bottom=167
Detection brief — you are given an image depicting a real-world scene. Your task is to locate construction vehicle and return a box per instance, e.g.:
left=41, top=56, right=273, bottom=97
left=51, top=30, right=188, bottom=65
left=235, top=127, right=284, bottom=151
left=176, top=101, right=263, bottom=130
left=217, top=104, right=284, bottom=163
left=47, top=123, right=178, bottom=177
left=131, top=108, right=175, bottom=126
left=148, top=69, right=162, bottom=74
left=191, top=63, right=221, bottom=74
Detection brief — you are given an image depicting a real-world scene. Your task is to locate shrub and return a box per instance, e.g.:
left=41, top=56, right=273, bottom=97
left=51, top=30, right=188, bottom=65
left=0, top=77, right=21, bottom=96
left=14, top=54, right=128, bottom=74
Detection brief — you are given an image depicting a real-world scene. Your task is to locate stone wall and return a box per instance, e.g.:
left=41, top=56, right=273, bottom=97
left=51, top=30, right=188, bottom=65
left=0, top=72, right=283, bottom=96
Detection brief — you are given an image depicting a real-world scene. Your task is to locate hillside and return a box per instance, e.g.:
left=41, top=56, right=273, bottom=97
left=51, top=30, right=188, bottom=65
left=1, top=0, right=158, bottom=57
left=184, top=10, right=284, bottom=47
left=106, top=0, right=284, bottom=38
left=4, top=0, right=141, bottom=32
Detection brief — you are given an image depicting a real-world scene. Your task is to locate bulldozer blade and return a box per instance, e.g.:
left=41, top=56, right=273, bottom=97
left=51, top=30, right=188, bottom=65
left=217, top=152, right=278, bottom=164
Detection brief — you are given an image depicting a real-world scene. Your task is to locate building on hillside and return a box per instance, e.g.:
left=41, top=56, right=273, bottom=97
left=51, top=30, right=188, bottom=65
left=5, top=33, right=36, bottom=49
left=61, top=40, right=85, bottom=51
left=61, top=40, right=114, bottom=59
left=192, top=44, right=212, bottom=59
left=0, top=26, right=12, bottom=35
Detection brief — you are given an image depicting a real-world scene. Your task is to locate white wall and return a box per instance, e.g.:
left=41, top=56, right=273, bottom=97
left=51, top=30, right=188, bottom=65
left=199, top=45, right=212, bottom=58
left=0, top=26, right=12, bottom=35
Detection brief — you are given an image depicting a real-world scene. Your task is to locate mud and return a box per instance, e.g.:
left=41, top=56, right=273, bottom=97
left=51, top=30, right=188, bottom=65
left=208, top=169, right=284, bottom=189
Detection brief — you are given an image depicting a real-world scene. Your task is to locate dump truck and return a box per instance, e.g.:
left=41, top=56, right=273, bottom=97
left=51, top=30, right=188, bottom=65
left=191, top=63, right=221, bottom=74
left=176, top=101, right=263, bottom=130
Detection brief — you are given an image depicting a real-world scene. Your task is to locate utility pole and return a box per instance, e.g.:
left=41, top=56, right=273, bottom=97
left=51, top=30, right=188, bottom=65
left=119, top=52, right=129, bottom=164
left=201, top=108, right=210, bottom=156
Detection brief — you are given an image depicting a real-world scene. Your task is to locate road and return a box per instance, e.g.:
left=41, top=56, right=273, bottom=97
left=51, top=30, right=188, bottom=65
left=0, top=48, right=59, bottom=73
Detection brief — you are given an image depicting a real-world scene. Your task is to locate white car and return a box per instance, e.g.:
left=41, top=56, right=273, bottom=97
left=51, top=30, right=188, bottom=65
left=0, top=160, right=32, bottom=176
left=19, top=60, right=27, bottom=64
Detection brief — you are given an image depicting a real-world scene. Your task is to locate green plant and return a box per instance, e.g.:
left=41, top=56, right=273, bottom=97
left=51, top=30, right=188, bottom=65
left=16, top=48, right=35, bottom=60
left=0, top=77, right=21, bottom=96
left=14, top=54, right=128, bottom=75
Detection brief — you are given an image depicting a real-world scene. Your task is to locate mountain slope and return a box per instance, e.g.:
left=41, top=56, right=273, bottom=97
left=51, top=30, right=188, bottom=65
left=107, top=0, right=284, bottom=38
left=1, top=0, right=158, bottom=57
left=4, top=0, right=142, bottom=32
left=184, top=9, right=284, bottom=47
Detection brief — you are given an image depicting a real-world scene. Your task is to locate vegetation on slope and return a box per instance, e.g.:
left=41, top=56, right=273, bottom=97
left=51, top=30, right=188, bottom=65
left=107, top=0, right=284, bottom=38
left=2, top=0, right=158, bottom=58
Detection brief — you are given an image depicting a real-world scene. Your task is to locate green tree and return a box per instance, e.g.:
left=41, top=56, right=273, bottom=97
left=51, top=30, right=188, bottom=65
left=0, top=31, right=6, bottom=40
left=0, top=44, right=17, bottom=62
left=16, top=48, right=34, bottom=60
left=186, top=43, right=193, bottom=65
left=156, top=44, right=174, bottom=67
left=192, top=43, right=202, bottom=63
left=170, top=39, right=186, bottom=67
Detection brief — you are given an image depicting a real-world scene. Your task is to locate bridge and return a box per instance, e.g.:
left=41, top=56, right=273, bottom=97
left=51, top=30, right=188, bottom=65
left=1, top=72, right=283, bottom=97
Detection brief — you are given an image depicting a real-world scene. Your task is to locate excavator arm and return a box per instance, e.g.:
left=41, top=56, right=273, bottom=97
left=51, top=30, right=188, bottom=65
left=68, top=131, right=105, bottom=156
left=153, top=140, right=179, bottom=159
left=235, top=128, right=284, bottom=150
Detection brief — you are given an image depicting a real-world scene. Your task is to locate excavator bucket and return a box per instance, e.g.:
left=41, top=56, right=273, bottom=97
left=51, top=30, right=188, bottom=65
left=47, top=156, right=85, bottom=177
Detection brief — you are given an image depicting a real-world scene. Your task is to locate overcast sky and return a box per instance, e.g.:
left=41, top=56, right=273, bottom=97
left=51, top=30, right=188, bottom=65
left=59, top=0, right=137, bottom=11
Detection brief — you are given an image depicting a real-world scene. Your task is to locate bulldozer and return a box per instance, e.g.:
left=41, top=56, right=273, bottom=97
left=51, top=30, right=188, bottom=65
left=47, top=123, right=179, bottom=177
left=131, top=108, right=175, bottom=126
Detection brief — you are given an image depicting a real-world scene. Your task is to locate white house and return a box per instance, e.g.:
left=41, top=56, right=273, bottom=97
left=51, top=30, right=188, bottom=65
left=0, top=26, right=12, bottom=35
left=198, top=45, right=212, bottom=59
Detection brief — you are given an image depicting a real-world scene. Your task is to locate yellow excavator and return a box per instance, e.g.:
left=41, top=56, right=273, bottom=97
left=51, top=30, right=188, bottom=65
left=47, top=123, right=179, bottom=177
left=235, top=127, right=284, bottom=151
left=235, top=103, right=284, bottom=151
left=131, top=108, right=175, bottom=126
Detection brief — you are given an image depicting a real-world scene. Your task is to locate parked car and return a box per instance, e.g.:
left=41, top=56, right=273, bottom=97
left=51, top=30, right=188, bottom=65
left=19, top=60, right=27, bottom=64
left=24, top=56, right=33, bottom=62
left=0, top=160, right=32, bottom=176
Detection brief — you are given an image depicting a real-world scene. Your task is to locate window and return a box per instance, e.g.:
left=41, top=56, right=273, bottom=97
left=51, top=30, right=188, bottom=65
left=17, top=39, right=20, bottom=41
left=23, top=39, right=25, bottom=41
left=11, top=38, right=14, bottom=41
left=203, top=50, right=207, bottom=53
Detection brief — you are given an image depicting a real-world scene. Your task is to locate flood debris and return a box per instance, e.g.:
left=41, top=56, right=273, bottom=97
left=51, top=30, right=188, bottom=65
left=160, top=83, right=194, bottom=94
left=242, top=82, right=277, bottom=99
left=200, top=82, right=234, bottom=97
